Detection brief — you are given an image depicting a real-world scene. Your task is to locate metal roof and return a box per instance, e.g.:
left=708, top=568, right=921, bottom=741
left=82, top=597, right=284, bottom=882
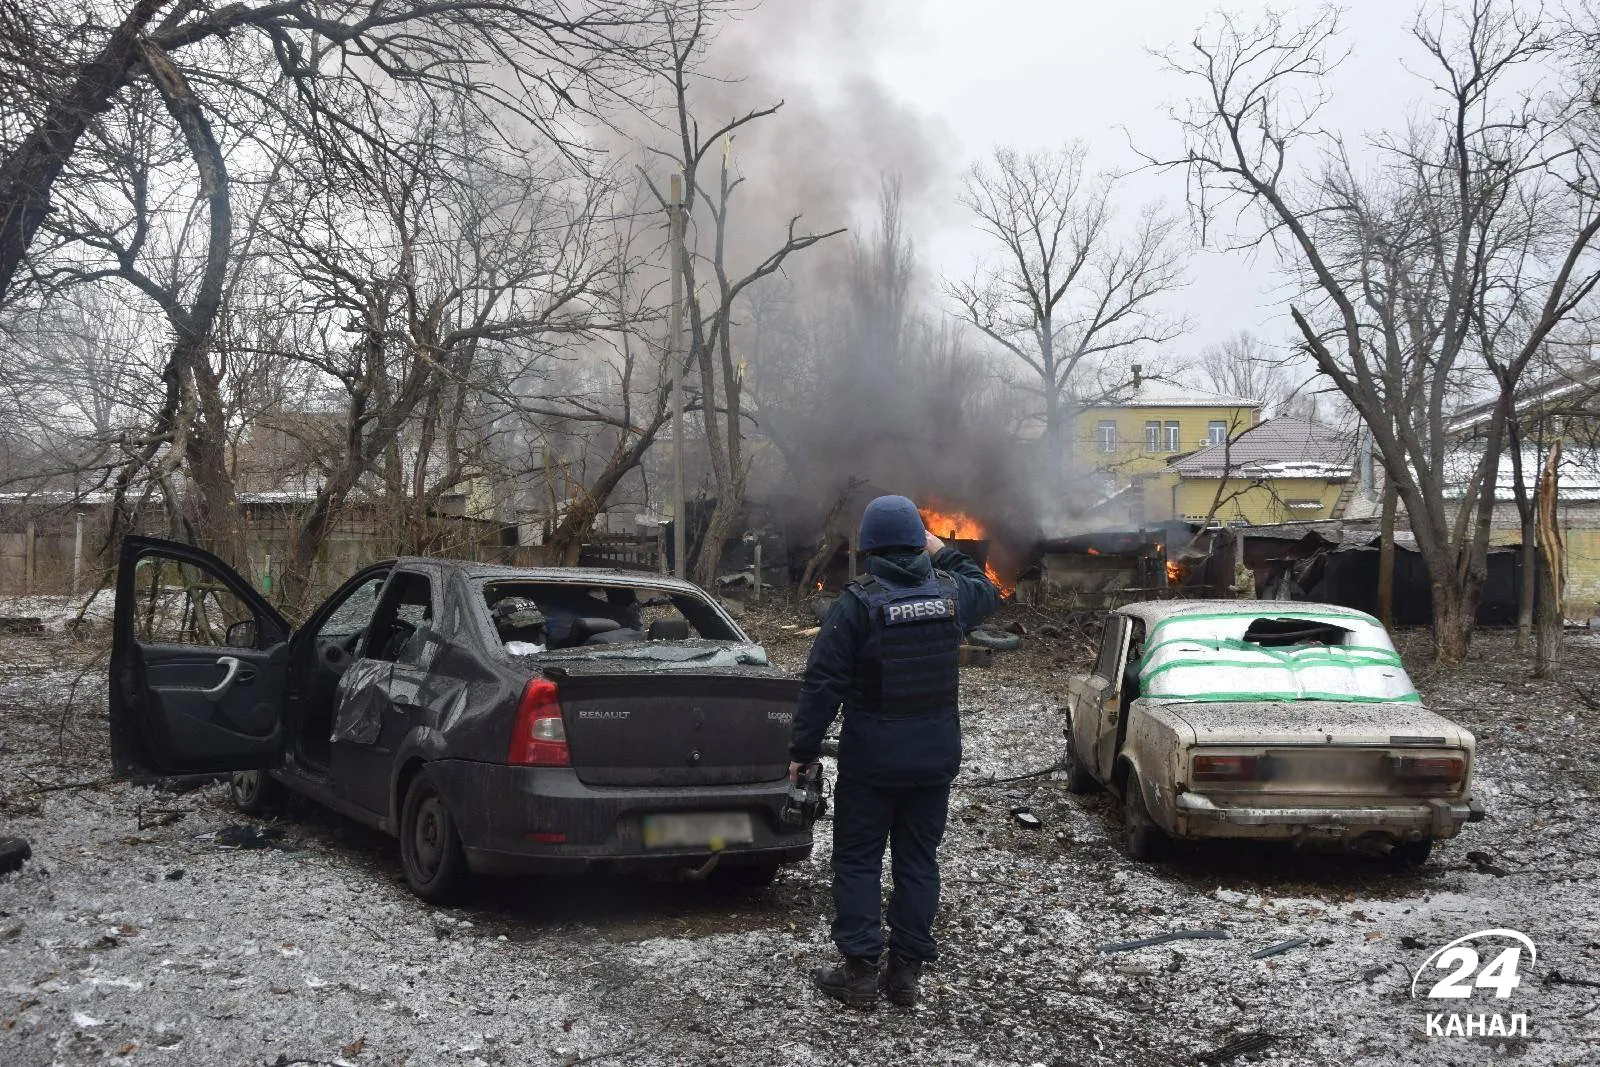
left=1169, top=416, right=1357, bottom=479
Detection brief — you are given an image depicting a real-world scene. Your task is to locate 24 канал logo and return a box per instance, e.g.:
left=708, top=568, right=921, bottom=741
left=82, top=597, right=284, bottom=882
left=1411, top=929, right=1537, bottom=1039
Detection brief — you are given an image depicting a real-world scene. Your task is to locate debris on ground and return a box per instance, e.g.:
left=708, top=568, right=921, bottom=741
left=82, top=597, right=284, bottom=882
left=1099, top=929, right=1229, bottom=954
left=1198, top=1032, right=1277, bottom=1064
left=209, top=823, right=293, bottom=850
left=0, top=601, right=1597, bottom=1066
left=1249, top=937, right=1310, bottom=959
left=0, top=836, right=31, bottom=874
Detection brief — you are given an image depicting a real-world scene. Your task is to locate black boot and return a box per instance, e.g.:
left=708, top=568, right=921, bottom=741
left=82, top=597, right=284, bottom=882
left=879, top=953, right=923, bottom=1007
left=812, top=954, right=880, bottom=1008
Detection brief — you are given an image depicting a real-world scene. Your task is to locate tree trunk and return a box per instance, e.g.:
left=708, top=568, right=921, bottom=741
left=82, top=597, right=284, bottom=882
left=543, top=426, right=664, bottom=566
left=1432, top=582, right=1474, bottom=666
left=1377, top=480, right=1397, bottom=628
left=693, top=471, right=745, bottom=588
left=1534, top=441, right=1564, bottom=678
left=143, top=37, right=241, bottom=569
left=1506, top=424, right=1535, bottom=651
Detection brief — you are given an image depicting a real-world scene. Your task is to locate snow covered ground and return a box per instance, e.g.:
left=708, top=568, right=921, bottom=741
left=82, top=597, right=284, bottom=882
left=0, top=598, right=1596, bottom=1066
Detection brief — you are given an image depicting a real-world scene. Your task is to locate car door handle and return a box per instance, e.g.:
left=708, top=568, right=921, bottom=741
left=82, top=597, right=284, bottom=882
left=201, top=656, right=242, bottom=701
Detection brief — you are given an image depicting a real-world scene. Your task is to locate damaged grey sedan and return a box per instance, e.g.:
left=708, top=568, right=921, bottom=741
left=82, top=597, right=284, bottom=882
left=109, top=536, right=811, bottom=902
left=1064, top=600, right=1486, bottom=865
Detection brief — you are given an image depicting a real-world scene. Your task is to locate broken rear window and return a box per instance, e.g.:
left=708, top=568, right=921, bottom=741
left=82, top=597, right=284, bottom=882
left=1137, top=611, right=1419, bottom=705
left=480, top=579, right=744, bottom=654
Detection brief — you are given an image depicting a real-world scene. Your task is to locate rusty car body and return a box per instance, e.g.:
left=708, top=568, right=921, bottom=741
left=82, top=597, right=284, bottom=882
left=109, top=537, right=811, bottom=901
left=1063, top=600, right=1484, bottom=864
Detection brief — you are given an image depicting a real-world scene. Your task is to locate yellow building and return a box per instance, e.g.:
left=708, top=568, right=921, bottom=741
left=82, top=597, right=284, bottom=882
left=1074, top=379, right=1260, bottom=524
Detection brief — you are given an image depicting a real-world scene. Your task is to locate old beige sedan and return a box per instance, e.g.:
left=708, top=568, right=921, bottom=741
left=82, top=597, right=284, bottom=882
left=1063, top=600, right=1485, bottom=865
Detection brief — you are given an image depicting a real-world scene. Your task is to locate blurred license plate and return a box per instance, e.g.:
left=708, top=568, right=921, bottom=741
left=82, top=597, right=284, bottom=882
left=642, top=812, right=753, bottom=849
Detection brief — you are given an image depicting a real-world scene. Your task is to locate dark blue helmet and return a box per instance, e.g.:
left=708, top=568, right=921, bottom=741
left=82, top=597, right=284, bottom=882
left=858, top=495, right=926, bottom=553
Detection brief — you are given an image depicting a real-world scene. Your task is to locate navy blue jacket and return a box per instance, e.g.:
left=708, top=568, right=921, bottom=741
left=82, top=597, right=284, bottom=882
left=790, top=547, right=1000, bottom=786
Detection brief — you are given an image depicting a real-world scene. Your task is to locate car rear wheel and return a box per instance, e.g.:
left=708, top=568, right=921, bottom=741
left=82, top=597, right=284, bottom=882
left=1062, top=727, right=1099, bottom=794
left=228, top=770, right=284, bottom=816
left=1122, top=770, right=1169, bottom=862
left=400, top=771, right=471, bottom=903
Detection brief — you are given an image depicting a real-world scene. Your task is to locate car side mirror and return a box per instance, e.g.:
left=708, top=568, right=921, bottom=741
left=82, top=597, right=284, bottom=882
left=225, top=619, right=258, bottom=648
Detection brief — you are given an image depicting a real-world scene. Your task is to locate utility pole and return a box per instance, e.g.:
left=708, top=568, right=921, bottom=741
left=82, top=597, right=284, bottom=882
left=668, top=173, right=687, bottom=579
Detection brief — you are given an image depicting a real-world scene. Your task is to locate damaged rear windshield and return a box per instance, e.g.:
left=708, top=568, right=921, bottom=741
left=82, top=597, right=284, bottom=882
left=1137, top=611, right=1420, bottom=704
left=478, top=578, right=747, bottom=657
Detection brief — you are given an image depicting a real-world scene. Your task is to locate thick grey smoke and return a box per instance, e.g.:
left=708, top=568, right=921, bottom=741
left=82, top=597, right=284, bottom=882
left=620, top=1, right=1043, bottom=565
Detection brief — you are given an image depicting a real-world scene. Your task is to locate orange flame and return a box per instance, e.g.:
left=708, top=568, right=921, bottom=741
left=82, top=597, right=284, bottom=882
left=1086, top=546, right=1101, bottom=556
left=918, top=506, right=1014, bottom=597
left=1166, top=560, right=1184, bottom=585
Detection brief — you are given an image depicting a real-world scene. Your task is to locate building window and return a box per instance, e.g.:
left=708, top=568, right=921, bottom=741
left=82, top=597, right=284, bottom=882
left=1208, top=420, right=1228, bottom=446
left=1144, top=421, right=1161, bottom=452
left=1164, top=420, right=1181, bottom=452
left=1097, top=420, right=1117, bottom=453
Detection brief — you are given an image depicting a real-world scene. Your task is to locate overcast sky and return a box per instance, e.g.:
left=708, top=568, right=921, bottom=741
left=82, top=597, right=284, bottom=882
left=731, top=0, right=1447, bottom=376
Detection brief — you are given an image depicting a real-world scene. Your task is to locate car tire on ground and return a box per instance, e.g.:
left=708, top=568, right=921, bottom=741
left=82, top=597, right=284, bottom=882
left=1061, top=727, right=1100, bottom=794
left=1391, top=839, right=1433, bottom=868
left=400, top=770, right=471, bottom=904
left=965, top=626, right=1021, bottom=652
left=712, top=862, right=782, bottom=891
left=228, top=770, right=285, bottom=816
left=1122, top=770, right=1170, bottom=862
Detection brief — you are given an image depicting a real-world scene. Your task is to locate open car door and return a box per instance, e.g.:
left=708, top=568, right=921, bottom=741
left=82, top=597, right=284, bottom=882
left=110, top=536, right=292, bottom=778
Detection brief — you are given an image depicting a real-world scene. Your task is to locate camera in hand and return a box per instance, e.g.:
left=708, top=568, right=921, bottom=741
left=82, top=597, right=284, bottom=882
left=781, top=761, right=827, bottom=828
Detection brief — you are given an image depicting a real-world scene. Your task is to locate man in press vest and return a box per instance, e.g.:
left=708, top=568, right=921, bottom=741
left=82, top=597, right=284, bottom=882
left=788, top=495, right=1000, bottom=1008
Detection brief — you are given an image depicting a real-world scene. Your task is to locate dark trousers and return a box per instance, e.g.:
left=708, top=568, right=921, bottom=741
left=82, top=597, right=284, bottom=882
left=830, top=777, right=950, bottom=962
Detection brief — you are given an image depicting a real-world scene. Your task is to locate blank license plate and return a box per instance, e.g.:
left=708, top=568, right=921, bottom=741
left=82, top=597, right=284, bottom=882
left=642, top=812, right=753, bottom=850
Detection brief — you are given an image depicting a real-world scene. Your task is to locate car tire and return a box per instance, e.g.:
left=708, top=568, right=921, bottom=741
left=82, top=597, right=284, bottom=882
left=1391, top=839, right=1433, bottom=868
left=966, top=626, right=1021, bottom=652
left=712, top=862, right=782, bottom=891
left=1122, top=771, right=1170, bottom=862
left=400, top=770, right=471, bottom=904
left=1062, top=729, right=1100, bottom=795
left=228, top=770, right=285, bottom=816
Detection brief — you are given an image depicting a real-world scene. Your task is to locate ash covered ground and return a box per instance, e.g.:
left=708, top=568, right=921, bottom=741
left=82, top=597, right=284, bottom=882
left=0, top=597, right=1597, bottom=1067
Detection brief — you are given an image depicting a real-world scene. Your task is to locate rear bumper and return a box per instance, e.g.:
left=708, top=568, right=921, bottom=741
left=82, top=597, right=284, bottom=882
left=1173, top=792, right=1483, bottom=841
left=425, top=759, right=813, bottom=876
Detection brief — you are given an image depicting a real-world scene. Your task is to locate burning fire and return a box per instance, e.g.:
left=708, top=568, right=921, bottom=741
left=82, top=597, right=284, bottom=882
left=1166, top=560, right=1184, bottom=585
left=918, top=506, right=1014, bottom=598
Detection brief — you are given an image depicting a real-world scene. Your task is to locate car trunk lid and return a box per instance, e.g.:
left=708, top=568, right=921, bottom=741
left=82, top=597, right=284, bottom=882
left=541, top=658, right=799, bottom=786
left=1156, top=699, right=1473, bottom=799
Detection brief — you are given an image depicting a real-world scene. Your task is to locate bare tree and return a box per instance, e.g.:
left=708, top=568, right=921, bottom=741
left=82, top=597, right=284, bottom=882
left=948, top=143, right=1187, bottom=493
left=0, top=0, right=672, bottom=304
left=1197, top=331, right=1307, bottom=417
left=1158, top=1, right=1600, bottom=664
left=646, top=2, right=843, bottom=587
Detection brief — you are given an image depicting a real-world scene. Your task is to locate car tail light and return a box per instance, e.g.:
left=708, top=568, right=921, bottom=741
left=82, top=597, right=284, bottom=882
left=508, top=678, right=570, bottom=766
left=1191, top=754, right=1261, bottom=782
left=1391, top=755, right=1464, bottom=781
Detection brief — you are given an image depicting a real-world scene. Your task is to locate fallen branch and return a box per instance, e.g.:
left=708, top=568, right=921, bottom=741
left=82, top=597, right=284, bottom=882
left=965, top=763, right=1061, bottom=788
left=19, top=776, right=113, bottom=796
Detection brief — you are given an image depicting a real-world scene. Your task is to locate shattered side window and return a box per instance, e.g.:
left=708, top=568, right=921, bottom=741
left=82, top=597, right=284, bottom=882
left=317, top=577, right=385, bottom=642
left=1093, top=616, right=1128, bottom=680
left=132, top=557, right=253, bottom=647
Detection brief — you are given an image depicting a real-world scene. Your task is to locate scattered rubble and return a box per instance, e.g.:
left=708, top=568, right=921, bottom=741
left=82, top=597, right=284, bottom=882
left=0, top=836, right=30, bottom=875
left=0, top=600, right=1596, bottom=1066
